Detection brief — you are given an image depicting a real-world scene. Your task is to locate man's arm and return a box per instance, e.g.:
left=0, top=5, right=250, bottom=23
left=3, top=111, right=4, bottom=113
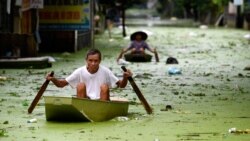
left=117, top=77, right=128, bottom=88
left=122, top=47, right=131, bottom=54
left=149, top=48, right=156, bottom=53
left=117, top=44, right=133, bottom=62
left=46, top=74, right=68, bottom=88
left=116, top=69, right=132, bottom=88
left=144, top=42, right=155, bottom=53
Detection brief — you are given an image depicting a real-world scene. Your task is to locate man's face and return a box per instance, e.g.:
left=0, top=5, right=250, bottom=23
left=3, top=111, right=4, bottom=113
left=86, top=53, right=101, bottom=73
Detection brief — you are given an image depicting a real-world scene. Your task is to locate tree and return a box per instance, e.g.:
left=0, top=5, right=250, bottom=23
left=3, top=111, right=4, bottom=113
left=176, top=0, right=231, bottom=24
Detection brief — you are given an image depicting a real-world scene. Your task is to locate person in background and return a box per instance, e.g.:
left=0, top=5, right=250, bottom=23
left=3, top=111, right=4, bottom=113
left=106, top=6, right=121, bottom=41
left=117, top=31, right=156, bottom=62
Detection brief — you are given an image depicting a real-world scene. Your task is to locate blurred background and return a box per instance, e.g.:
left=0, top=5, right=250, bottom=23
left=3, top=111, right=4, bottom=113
left=0, top=0, right=249, bottom=58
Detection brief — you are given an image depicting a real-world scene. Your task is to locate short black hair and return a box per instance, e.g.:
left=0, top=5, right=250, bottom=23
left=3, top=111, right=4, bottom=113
left=86, top=48, right=102, bottom=60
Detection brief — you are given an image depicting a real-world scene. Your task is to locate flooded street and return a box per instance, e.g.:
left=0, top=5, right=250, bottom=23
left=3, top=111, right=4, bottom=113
left=1, top=26, right=250, bottom=141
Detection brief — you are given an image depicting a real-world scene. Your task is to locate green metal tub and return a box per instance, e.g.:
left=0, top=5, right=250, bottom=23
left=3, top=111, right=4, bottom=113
left=44, top=96, right=129, bottom=122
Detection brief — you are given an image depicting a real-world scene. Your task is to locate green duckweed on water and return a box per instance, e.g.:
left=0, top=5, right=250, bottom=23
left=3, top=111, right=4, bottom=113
left=0, top=26, right=250, bottom=141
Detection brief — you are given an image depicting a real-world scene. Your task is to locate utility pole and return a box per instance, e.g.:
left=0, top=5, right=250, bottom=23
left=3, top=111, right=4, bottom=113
left=120, top=0, right=126, bottom=37
left=90, top=0, right=95, bottom=48
left=234, top=0, right=244, bottom=28
left=236, top=5, right=244, bottom=28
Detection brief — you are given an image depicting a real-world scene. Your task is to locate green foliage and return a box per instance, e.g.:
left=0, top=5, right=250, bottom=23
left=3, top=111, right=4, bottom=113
left=0, top=129, right=8, bottom=137
left=98, top=0, right=148, bottom=9
left=195, top=0, right=230, bottom=12
left=213, top=0, right=231, bottom=6
left=22, top=100, right=29, bottom=106
left=157, top=0, right=230, bottom=19
left=244, top=0, right=250, bottom=12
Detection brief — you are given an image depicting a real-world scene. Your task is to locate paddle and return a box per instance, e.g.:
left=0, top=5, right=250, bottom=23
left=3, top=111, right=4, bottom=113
left=28, top=71, right=54, bottom=114
left=121, top=66, right=153, bottom=114
left=117, top=50, right=124, bottom=62
left=154, top=48, right=159, bottom=62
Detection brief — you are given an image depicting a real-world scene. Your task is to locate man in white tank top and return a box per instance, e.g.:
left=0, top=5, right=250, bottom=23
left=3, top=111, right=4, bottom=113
left=46, top=48, right=132, bottom=101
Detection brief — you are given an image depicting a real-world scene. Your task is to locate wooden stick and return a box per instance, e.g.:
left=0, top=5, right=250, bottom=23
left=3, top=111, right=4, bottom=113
left=154, top=49, right=159, bottom=62
left=28, top=71, right=54, bottom=114
left=121, top=66, right=153, bottom=114
left=117, top=50, right=124, bottom=62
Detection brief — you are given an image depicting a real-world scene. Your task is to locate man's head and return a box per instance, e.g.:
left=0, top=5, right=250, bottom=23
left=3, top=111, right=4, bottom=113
left=86, top=48, right=102, bottom=60
left=86, top=48, right=102, bottom=73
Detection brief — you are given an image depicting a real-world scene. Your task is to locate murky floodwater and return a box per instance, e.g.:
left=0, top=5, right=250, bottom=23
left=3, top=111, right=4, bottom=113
left=1, top=26, right=250, bottom=141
